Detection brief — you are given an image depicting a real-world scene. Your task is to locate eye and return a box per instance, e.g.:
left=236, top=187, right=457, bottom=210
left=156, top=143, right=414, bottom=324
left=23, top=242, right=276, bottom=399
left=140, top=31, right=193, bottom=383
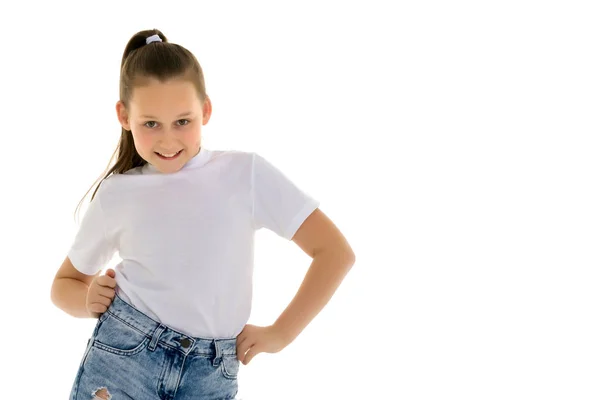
left=144, top=121, right=158, bottom=128
left=177, top=119, right=190, bottom=126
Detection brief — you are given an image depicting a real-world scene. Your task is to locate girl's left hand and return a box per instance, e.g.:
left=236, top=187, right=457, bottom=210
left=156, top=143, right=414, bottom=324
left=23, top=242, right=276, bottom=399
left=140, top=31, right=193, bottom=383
left=236, top=324, right=289, bottom=365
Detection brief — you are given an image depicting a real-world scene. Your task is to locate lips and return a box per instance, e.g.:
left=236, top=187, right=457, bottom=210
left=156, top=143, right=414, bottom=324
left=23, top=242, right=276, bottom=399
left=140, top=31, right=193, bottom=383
left=155, top=150, right=183, bottom=160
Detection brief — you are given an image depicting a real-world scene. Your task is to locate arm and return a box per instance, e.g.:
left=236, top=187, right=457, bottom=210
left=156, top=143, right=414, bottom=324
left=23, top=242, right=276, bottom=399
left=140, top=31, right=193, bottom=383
left=51, top=256, right=100, bottom=318
left=273, top=208, right=355, bottom=344
left=237, top=207, right=355, bottom=364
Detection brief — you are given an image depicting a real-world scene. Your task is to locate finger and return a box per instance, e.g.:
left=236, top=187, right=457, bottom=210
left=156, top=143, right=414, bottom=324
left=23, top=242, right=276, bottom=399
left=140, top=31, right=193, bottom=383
left=105, top=268, right=116, bottom=278
left=237, top=342, right=251, bottom=362
left=96, top=286, right=116, bottom=300
left=101, top=295, right=114, bottom=306
left=236, top=336, right=249, bottom=359
left=91, top=295, right=113, bottom=308
left=243, top=345, right=259, bottom=365
left=97, top=275, right=117, bottom=288
left=236, top=344, right=246, bottom=361
left=237, top=334, right=247, bottom=348
left=88, top=303, right=108, bottom=314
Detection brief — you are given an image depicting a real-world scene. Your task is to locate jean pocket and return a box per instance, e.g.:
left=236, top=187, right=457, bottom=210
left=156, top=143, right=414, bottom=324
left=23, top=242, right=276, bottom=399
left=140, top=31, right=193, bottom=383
left=92, top=313, right=149, bottom=356
left=221, top=355, right=240, bottom=380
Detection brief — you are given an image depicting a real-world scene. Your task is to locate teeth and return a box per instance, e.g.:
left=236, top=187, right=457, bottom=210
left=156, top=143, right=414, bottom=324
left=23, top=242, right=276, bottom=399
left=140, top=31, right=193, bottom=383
left=159, top=151, right=179, bottom=157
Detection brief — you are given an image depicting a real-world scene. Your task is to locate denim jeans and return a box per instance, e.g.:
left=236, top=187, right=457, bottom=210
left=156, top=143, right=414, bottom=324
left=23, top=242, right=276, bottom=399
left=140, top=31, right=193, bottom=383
left=70, top=292, right=240, bottom=399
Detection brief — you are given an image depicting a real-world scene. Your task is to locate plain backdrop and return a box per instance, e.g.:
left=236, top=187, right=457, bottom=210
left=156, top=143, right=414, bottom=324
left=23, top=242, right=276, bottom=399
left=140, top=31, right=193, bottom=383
left=1, top=0, right=599, bottom=399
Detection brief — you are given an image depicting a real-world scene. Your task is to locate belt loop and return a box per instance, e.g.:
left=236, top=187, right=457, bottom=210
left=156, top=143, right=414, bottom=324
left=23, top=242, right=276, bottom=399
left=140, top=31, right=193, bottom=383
left=212, top=339, right=223, bottom=366
left=148, top=324, right=166, bottom=352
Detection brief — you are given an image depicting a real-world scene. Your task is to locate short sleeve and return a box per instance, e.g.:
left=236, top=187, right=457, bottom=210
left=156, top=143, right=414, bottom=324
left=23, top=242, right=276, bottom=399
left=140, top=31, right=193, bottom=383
left=67, top=181, right=116, bottom=275
left=252, top=152, right=320, bottom=240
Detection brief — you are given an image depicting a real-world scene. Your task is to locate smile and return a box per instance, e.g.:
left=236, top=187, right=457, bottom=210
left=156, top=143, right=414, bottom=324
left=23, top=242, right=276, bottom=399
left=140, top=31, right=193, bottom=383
left=155, top=150, right=183, bottom=160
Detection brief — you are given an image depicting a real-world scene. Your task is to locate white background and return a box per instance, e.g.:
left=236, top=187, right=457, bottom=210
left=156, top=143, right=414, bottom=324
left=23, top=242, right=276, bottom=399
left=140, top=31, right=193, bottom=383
left=1, top=0, right=599, bottom=399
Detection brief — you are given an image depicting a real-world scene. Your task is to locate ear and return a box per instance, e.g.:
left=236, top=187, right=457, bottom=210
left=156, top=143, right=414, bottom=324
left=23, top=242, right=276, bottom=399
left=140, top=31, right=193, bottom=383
left=202, top=96, right=212, bottom=125
left=116, top=100, right=131, bottom=131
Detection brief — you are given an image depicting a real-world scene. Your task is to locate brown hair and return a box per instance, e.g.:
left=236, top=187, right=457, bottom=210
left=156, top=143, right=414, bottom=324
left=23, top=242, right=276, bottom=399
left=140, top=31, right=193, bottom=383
left=74, top=28, right=208, bottom=222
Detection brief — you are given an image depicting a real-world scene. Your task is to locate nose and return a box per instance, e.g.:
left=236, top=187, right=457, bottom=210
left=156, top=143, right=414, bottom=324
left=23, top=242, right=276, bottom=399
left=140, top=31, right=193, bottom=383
left=157, top=129, right=180, bottom=146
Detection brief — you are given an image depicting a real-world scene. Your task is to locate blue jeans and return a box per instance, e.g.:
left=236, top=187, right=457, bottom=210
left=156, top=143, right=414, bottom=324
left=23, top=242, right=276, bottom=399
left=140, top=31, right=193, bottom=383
left=70, top=292, right=240, bottom=399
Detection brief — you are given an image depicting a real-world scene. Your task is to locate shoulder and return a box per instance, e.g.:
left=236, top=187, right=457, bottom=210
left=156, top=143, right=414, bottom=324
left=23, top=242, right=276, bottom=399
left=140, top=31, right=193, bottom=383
left=210, top=148, right=253, bottom=161
left=123, top=166, right=145, bottom=176
left=93, top=171, right=135, bottom=200
left=98, top=174, right=117, bottom=190
left=91, top=174, right=118, bottom=202
left=206, top=148, right=255, bottom=170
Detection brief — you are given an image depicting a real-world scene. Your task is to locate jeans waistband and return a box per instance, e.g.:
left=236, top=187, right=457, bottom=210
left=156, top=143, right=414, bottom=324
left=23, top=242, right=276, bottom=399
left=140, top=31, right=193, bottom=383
left=103, top=291, right=238, bottom=357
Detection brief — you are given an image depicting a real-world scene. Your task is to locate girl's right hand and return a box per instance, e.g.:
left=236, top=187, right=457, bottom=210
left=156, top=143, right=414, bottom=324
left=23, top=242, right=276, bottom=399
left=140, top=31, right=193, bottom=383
left=86, top=268, right=117, bottom=318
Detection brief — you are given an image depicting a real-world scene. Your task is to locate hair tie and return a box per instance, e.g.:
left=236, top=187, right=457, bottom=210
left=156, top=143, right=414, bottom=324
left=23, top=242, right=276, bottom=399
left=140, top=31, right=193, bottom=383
left=146, top=34, right=162, bottom=45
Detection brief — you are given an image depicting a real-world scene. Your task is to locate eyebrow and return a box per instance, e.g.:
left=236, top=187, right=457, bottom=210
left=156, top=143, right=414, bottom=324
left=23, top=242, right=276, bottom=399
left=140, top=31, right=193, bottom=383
left=140, top=112, right=193, bottom=119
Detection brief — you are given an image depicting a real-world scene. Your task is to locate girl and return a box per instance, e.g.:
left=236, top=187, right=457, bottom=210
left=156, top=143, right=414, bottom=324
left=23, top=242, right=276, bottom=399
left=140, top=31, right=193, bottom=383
left=51, top=29, right=355, bottom=400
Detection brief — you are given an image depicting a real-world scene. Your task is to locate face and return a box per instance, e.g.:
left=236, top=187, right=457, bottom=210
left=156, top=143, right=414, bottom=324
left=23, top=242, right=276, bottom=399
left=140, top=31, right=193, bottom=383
left=116, top=77, right=212, bottom=174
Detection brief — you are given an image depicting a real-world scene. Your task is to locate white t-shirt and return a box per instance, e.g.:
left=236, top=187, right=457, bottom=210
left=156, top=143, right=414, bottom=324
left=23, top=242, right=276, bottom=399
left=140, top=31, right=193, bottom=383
left=68, top=147, right=320, bottom=338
